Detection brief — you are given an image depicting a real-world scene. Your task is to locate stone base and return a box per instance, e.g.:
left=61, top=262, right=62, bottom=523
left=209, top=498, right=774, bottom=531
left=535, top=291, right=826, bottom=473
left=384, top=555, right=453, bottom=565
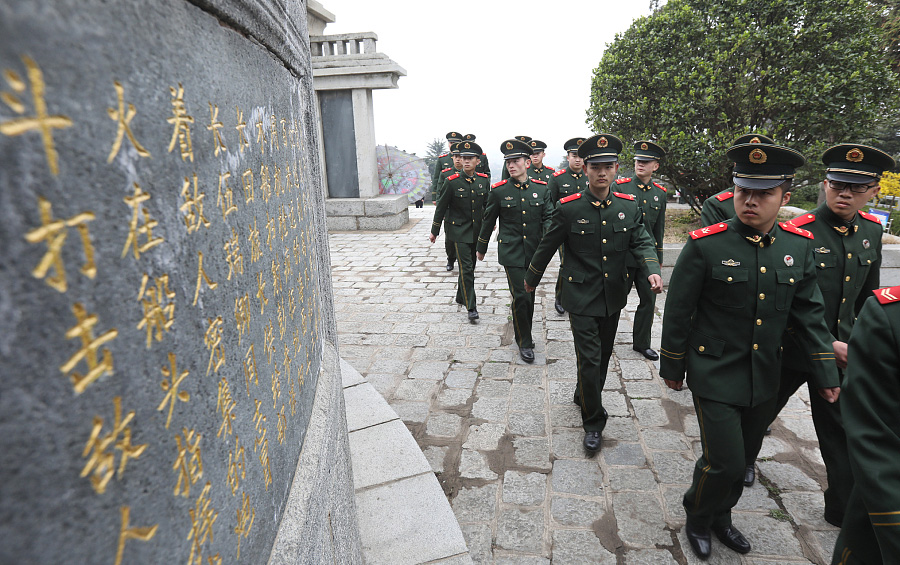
left=326, top=194, right=410, bottom=231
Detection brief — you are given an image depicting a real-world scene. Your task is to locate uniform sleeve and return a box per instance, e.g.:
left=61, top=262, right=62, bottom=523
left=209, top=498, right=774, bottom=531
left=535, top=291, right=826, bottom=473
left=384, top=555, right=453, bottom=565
left=842, top=297, right=900, bottom=561
left=700, top=198, right=722, bottom=228
left=655, top=191, right=666, bottom=264
left=628, top=204, right=662, bottom=279
left=548, top=176, right=560, bottom=205
left=541, top=188, right=555, bottom=235
left=477, top=191, right=499, bottom=255
left=430, top=160, right=443, bottom=200
left=659, top=239, right=704, bottom=382
left=856, top=235, right=882, bottom=318
left=431, top=179, right=453, bottom=237
left=481, top=153, right=491, bottom=178
left=525, top=206, right=568, bottom=288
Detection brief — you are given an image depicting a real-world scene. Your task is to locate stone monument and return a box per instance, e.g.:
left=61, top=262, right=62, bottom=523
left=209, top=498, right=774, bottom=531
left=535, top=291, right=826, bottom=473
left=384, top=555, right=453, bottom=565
left=0, top=0, right=361, bottom=562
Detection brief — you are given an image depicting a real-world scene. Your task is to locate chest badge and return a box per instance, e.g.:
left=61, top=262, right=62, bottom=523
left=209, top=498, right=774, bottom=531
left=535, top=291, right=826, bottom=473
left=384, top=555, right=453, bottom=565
left=863, top=239, right=870, bottom=249
left=563, top=183, right=570, bottom=187
left=576, top=218, right=589, bottom=224
left=654, top=195, right=659, bottom=201
left=618, top=212, right=625, bottom=220
left=533, top=193, right=538, bottom=198
left=784, top=255, right=794, bottom=267
left=722, top=259, right=740, bottom=267
left=815, top=247, right=830, bottom=254
left=504, top=196, right=514, bottom=200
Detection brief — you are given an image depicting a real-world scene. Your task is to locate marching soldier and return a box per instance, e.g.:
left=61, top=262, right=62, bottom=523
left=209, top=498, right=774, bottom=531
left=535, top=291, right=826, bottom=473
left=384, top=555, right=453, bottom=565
left=502, top=135, right=533, bottom=180
left=660, top=142, right=840, bottom=560
left=429, top=141, right=490, bottom=322
left=477, top=139, right=554, bottom=363
left=615, top=140, right=667, bottom=360
left=700, top=133, right=775, bottom=227
left=432, top=131, right=463, bottom=202
left=524, top=134, right=663, bottom=452
left=435, top=143, right=464, bottom=271
left=831, top=286, right=900, bottom=565
left=527, top=139, right=555, bottom=183
left=547, top=137, right=589, bottom=315
left=463, top=133, right=491, bottom=178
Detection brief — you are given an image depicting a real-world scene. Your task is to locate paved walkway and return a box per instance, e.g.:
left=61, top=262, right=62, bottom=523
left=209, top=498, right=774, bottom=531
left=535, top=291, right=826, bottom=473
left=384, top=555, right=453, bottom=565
left=330, top=207, right=839, bottom=564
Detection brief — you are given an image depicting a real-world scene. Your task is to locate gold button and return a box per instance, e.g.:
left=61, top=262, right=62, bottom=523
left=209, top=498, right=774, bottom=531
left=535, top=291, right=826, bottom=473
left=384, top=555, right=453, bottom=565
left=760, top=267, right=766, bottom=273
left=838, top=319, right=841, bottom=324
left=753, top=344, right=759, bottom=350
left=727, top=276, right=733, bottom=282
left=643, top=200, right=647, bottom=203
left=759, top=293, right=765, bottom=300
left=845, top=276, right=851, bottom=282
left=847, top=253, right=853, bottom=259
left=756, top=319, right=762, bottom=326
left=842, top=297, right=846, bottom=303
left=581, top=231, right=584, bottom=234
left=523, top=223, right=526, bottom=226
left=604, top=273, right=609, bottom=278
left=522, top=198, right=525, bottom=201
left=568, top=276, right=573, bottom=281
left=602, top=221, right=607, bottom=225
left=602, top=256, right=607, bottom=261
left=698, top=346, right=705, bottom=352
left=624, top=227, right=627, bottom=231
left=759, top=242, right=764, bottom=248
left=789, top=278, right=794, bottom=283
left=523, top=235, right=527, bottom=239
left=602, top=239, right=607, bottom=243
left=867, top=259, right=872, bottom=264
left=820, top=263, right=825, bottom=268
left=522, top=211, right=526, bottom=214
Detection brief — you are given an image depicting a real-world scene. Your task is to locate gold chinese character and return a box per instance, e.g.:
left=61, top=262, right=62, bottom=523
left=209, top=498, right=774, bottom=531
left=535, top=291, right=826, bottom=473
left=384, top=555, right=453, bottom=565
left=234, top=492, right=255, bottom=559
left=271, top=370, right=281, bottom=410
left=292, top=238, right=301, bottom=268
left=223, top=229, right=243, bottom=281
left=207, top=103, right=227, bottom=157
left=166, top=84, right=194, bottom=162
left=114, top=506, right=158, bottom=565
left=288, top=122, right=297, bottom=149
left=235, top=107, right=248, bottom=154
left=248, top=219, right=262, bottom=264
left=281, top=118, right=288, bottom=147
left=24, top=196, right=96, bottom=292
left=107, top=81, right=150, bottom=163
left=159, top=352, right=190, bottom=429
left=1, top=55, right=73, bottom=175
left=276, top=405, right=286, bottom=444
left=81, top=396, right=147, bottom=494
left=256, top=272, right=267, bottom=316
left=207, top=555, right=222, bottom=565
left=122, top=183, right=163, bottom=260
left=283, top=250, right=293, bottom=280
left=282, top=343, right=292, bottom=380
left=61, top=302, right=118, bottom=394
left=226, top=435, right=245, bottom=495
left=216, top=172, right=237, bottom=219
left=284, top=164, right=293, bottom=193
left=273, top=164, right=283, bottom=197
left=292, top=326, right=300, bottom=353
left=277, top=302, right=286, bottom=340
left=259, top=164, right=271, bottom=203
left=192, top=252, right=217, bottom=306
left=257, top=438, right=271, bottom=491
left=187, top=482, right=217, bottom=565
left=180, top=173, right=210, bottom=233
left=263, top=321, right=275, bottom=365
left=137, top=273, right=175, bottom=348
left=288, top=290, right=296, bottom=321
left=234, top=294, right=251, bottom=344
left=255, top=120, right=265, bottom=154
left=216, top=376, right=236, bottom=439
left=204, top=317, right=225, bottom=375
left=269, top=115, right=279, bottom=149
left=288, top=377, right=297, bottom=416
left=265, top=210, right=276, bottom=250
left=243, top=344, right=258, bottom=395
left=173, top=427, right=203, bottom=497
left=240, top=168, right=253, bottom=203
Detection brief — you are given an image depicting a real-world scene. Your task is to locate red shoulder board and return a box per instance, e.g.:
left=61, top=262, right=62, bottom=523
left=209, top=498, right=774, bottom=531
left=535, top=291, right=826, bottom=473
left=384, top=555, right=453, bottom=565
left=715, top=191, right=734, bottom=202
left=546, top=165, right=555, bottom=171
left=482, top=152, right=487, bottom=156
left=447, top=173, right=460, bottom=181
left=779, top=222, right=814, bottom=239
left=491, top=179, right=508, bottom=189
left=614, top=192, right=635, bottom=201
left=476, top=172, right=489, bottom=178
left=560, top=193, right=582, bottom=204
left=532, top=179, right=547, bottom=185
left=653, top=182, right=667, bottom=193
left=441, top=167, right=452, bottom=172
left=439, top=153, right=448, bottom=158
left=553, top=169, right=567, bottom=177
left=789, top=213, right=816, bottom=227
left=859, top=210, right=882, bottom=224
left=690, top=223, right=728, bottom=239
left=615, top=177, right=632, bottom=184
left=874, top=286, right=900, bottom=305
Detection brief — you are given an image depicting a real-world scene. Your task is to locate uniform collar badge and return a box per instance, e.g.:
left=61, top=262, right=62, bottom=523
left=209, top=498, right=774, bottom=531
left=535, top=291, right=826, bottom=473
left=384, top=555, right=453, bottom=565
left=784, top=255, right=794, bottom=266
left=863, top=239, right=870, bottom=249
left=722, top=259, right=740, bottom=266
left=815, top=247, right=830, bottom=253
left=577, top=218, right=589, bottom=224
left=618, top=212, right=626, bottom=220
left=834, top=225, right=849, bottom=236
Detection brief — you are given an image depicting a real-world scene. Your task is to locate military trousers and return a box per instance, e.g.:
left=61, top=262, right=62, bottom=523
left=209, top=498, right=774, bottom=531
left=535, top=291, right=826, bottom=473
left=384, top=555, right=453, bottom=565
left=445, top=238, right=457, bottom=263
left=554, top=246, right=565, bottom=302
left=627, top=266, right=656, bottom=350
left=504, top=266, right=535, bottom=349
left=453, top=241, right=477, bottom=311
left=832, top=484, right=894, bottom=565
left=683, top=395, right=776, bottom=530
left=569, top=311, right=620, bottom=432
left=774, top=366, right=851, bottom=522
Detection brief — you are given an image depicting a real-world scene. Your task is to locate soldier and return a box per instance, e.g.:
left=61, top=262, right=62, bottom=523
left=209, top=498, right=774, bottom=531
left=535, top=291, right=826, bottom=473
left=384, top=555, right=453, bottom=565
left=527, top=139, right=555, bottom=183
left=831, top=286, right=900, bottom=565
left=432, top=131, right=463, bottom=202
left=429, top=141, right=490, bottom=322
left=477, top=139, right=554, bottom=363
left=463, top=133, right=491, bottom=178
left=761, top=144, right=894, bottom=526
left=660, top=142, right=841, bottom=560
left=434, top=143, right=464, bottom=271
left=547, top=137, right=589, bottom=315
left=502, top=135, right=533, bottom=180
left=615, top=141, right=667, bottom=360
left=524, top=134, right=663, bottom=452
left=700, top=133, right=775, bottom=227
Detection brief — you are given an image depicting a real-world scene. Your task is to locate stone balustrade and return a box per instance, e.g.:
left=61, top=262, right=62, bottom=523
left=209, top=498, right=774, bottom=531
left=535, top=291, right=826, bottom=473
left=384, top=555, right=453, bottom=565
left=310, top=32, right=379, bottom=57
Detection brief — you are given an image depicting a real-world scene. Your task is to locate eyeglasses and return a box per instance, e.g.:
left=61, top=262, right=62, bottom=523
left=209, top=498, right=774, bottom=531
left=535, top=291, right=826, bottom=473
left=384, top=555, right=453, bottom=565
left=828, top=181, right=878, bottom=193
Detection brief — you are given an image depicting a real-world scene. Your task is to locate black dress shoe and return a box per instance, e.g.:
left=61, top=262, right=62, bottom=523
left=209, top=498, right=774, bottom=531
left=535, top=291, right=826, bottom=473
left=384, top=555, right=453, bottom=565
left=555, top=298, right=565, bottom=314
left=467, top=309, right=479, bottom=322
left=446, top=262, right=454, bottom=271
left=583, top=431, right=601, bottom=452
left=713, top=524, right=751, bottom=554
left=634, top=347, right=659, bottom=361
left=743, top=464, right=755, bottom=487
left=519, top=347, right=535, bottom=363
left=685, top=520, right=711, bottom=559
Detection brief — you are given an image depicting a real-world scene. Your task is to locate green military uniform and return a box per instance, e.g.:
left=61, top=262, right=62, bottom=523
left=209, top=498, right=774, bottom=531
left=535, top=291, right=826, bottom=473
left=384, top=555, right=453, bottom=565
left=525, top=134, right=661, bottom=441
left=660, top=143, right=839, bottom=559
left=548, top=137, right=590, bottom=314
left=526, top=140, right=555, bottom=183
left=431, top=131, right=463, bottom=201
left=771, top=144, right=894, bottom=527
left=478, top=139, right=554, bottom=361
left=431, top=141, right=489, bottom=318
left=832, top=287, right=900, bottom=565
left=463, top=133, right=491, bottom=178
left=436, top=154, right=461, bottom=269
left=700, top=135, right=775, bottom=227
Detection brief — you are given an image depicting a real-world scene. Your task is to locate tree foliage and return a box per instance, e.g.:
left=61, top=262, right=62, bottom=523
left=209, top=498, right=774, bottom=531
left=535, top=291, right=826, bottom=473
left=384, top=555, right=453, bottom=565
left=880, top=171, right=900, bottom=198
left=424, top=138, right=446, bottom=178
left=587, top=0, right=900, bottom=211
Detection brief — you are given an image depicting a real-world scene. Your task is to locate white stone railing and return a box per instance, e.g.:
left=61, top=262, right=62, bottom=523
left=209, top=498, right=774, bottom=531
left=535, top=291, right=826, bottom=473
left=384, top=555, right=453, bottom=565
left=310, top=33, right=379, bottom=57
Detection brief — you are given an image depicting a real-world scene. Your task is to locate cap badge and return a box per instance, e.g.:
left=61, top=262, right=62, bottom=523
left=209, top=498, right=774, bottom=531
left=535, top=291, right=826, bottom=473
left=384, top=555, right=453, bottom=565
left=530, top=141, right=536, bottom=147
left=784, top=255, right=794, bottom=267
left=576, top=139, right=584, bottom=145
left=618, top=212, right=625, bottom=220
left=722, top=259, right=741, bottom=267
left=749, top=148, right=767, bottom=164
left=464, top=142, right=471, bottom=149
left=750, top=136, right=761, bottom=144
left=577, top=218, right=589, bottom=224
left=863, top=239, right=870, bottom=249
left=641, top=142, right=648, bottom=150
left=598, top=137, right=608, bottom=148
left=846, top=148, right=864, bottom=162
left=505, top=142, right=513, bottom=150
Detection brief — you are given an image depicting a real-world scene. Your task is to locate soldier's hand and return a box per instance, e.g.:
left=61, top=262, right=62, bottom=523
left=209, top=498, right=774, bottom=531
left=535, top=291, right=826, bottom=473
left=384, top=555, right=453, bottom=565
left=818, top=386, right=841, bottom=403
left=429, top=234, right=436, bottom=244
left=476, top=252, right=485, bottom=261
left=648, top=274, right=664, bottom=294
left=664, top=379, right=683, bottom=391
left=832, top=340, right=848, bottom=369
left=524, top=281, right=535, bottom=293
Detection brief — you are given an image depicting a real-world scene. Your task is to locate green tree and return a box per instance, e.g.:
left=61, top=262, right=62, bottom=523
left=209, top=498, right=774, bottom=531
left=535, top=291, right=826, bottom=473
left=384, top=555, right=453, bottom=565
left=424, top=138, right=446, bottom=178
left=587, top=0, right=900, bottom=212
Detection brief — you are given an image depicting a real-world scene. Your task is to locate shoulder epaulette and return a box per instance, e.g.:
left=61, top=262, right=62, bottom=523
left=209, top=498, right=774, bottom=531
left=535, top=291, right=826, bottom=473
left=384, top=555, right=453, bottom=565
left=546, top=165, right=555, bottom=171
left=874, top=286, right=900, bottom=305
left=491, top=179, right=508, bottom=189
left=690, top=223, right=728, bottom=239
left=447, top=173, right=460, bottom=181
left=653, top=182, right=667, bottom=193
left=789, top=213, right=816, bottom=227
left=614, top=192, right=635, bottom=201
left=553, top=169, right=567, bottom=177
left=859, top=210, right=882, bottom=224
left=779, top=222, right=814, bottom=239
left=476, top=172, right=489, bottom=178
left=615, top=178, right=632, bottom=184
left=560, top=193, right=582, bottom=204
left=715, top=191, right=734, bottom=202
left=481, top=152, right=487, bottom=156
left=532, top=179, right=547, bottom=185
left=439, top=153, right=448, bottom=158
left=441, top=167, right=452, bottom=173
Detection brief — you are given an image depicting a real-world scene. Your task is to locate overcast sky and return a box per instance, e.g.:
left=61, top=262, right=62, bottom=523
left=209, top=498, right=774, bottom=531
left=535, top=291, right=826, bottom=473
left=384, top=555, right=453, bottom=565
left=318, top=0, right=655, bottom=177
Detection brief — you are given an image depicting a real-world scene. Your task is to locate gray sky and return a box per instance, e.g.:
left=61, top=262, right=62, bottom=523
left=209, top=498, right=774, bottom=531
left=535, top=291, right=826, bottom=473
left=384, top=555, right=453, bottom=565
left=318, top=0, right=655, bottom=178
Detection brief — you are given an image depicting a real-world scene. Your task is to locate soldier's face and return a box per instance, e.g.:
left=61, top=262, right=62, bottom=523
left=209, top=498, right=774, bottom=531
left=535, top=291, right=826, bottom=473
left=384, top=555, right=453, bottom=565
left=506, top=157, right=529, bottom=180
left=451, top=154, right=462, bottom=169
left=733, top=185, right=791, bottom=231
left=530, top=151, right=544, bottom=167
left=634, top=159, right=659, bottom=180
left=461, top=155, right=478, bottom=175
left=824, top=179, right=880, bottom=221
left=566, top=151, right=583, bottom=172
left=585, top=161, right=619, bottom=192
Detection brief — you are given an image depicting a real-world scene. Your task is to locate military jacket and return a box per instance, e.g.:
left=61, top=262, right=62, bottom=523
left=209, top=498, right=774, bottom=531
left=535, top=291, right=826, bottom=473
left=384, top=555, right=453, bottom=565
left=431, top=153, right=455, bottom=197
left=431, top=171, right=490, bottom=243
left=838, top=288, right=900, bottom=562
left=477, top=178, right=553, bottom=267
left=435, top=167, right=458, bottom=199
left=527, top=164, right=555, bottom=184
left=659, top=219, right=840, bottom=407
left=548, top=168, right=588, bottom=203
left=476, top=152, right=491, bottom=177
left=615, top=177, right=667, bottom=265
left=700, top=189, right=735, bottom=227
left=525, top=190, right=661, bottom=317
